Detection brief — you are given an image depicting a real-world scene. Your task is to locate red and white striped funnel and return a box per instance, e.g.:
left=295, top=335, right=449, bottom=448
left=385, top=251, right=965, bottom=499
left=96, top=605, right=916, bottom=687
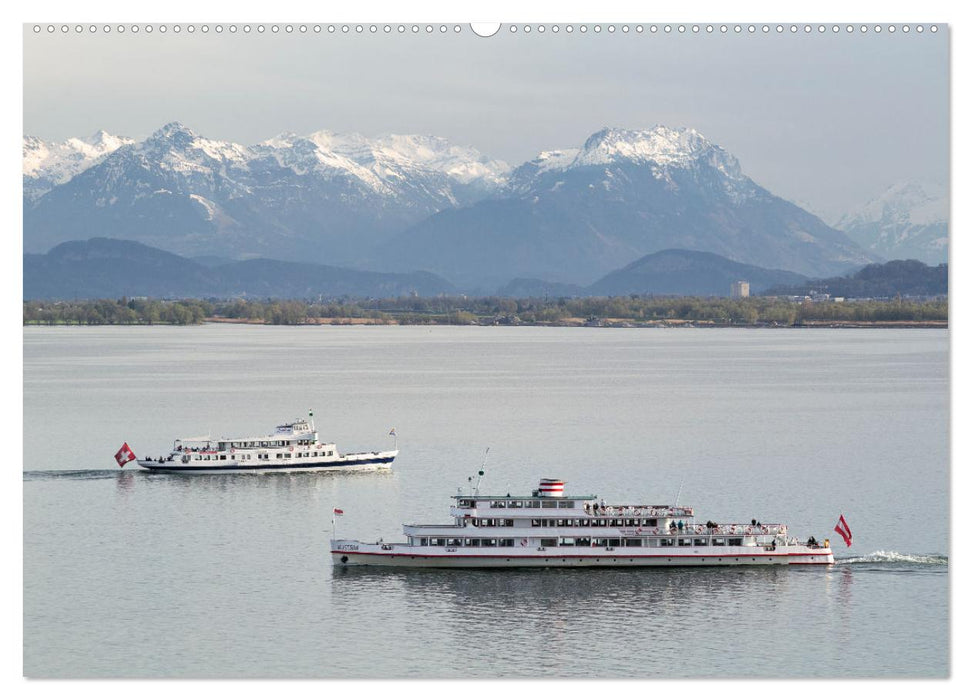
left=539, top=478, right=565, bottom=497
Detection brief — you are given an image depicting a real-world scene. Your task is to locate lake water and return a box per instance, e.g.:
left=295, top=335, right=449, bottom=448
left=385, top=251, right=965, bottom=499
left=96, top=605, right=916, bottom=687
left=22, top=325, right=949, bottom=678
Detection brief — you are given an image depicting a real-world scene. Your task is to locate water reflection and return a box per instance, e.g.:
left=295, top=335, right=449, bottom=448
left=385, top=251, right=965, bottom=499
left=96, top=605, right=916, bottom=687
left=329, top=566, right=805, bottom=677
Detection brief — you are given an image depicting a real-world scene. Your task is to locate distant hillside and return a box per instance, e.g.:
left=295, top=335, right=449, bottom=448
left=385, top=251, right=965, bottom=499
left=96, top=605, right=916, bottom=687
left=496, top=278, right=586, bottom=298
left=762, top=259, right=947, bottom=298
left=23, top=238, right=454, bottom=300
left=587, top=249, right=807, bottom=297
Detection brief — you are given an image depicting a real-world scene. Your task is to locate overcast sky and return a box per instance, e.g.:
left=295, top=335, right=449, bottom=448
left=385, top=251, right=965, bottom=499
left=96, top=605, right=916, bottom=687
left=23, top=24, right=948, bottom=221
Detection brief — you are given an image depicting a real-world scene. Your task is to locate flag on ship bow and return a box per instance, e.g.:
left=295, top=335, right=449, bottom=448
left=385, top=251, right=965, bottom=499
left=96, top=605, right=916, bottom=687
left=114, top=442, right=136, bottom=468
left=333, top=508, right=344, bottom=516
left=834, top=514, right=852, bottom=547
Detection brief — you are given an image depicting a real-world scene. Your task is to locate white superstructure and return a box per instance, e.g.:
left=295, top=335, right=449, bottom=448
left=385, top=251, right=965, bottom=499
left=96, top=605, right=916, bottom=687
left=137, top=412, right=397, bottom=474
left=332, top=477, right=834, bottom=568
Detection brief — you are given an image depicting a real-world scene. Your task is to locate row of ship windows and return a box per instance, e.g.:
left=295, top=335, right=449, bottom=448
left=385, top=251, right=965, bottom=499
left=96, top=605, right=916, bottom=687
left=466, top=517, right=661, bottom=527
left=458, top=500, right=577, bottom=509
left=530, top=518, right=660, bottom=528
left=192, top=451, right=335, bottom=460
left=221, top=440, right=317, bottom=448
left=420, top=538, right=518, bottom=547
left=418, top=537, right=745, bottom=547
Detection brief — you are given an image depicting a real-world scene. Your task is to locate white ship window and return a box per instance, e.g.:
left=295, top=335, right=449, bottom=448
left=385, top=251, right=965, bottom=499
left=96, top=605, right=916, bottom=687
left=499, top=539, right=514, bottom=547
left=693, top=538, right=708, bottom=546
left=593, top=538, right=608, bottom=547
left=464, top=539, right=481, bottom=547
left=328, top=451, right=334, bottom=456
left=540, top=538, right=558, bottom=547
left=610, top=519, right=622, bottom=527
left=712, top=538, right=726, bottom=546
left=541, top=501, right=557, bottom=509
left=608, top=539, right=622, bottom=547
left=559, top=537, right=576, bottom=546
left=678, top=538, right=693, bottom=547
left=531, top=519, right=541, bottom=527
left=446, top=538, right=462, bottom=547
left=491, top=500, right=506, bottom=508
left=729, top=538, right=743, bottom=546
left=558, top=501, right=574, bottom=508
left=481, top=539, right=497, bottom=547
left=419, top=538, right=428, bottom=546
left=508, top=501, right=522, bottom=508
left=503, top=519, right=514, bottom=527
left=659, top=538, right=675, bottom=547
left=276, top=453, right=283, bottom=459
left=219, top=455, right=226, bottom=460
left=430, top=538, right=446, bottom=546
left=575, top=537, right=591, bottom=546
left=528, top=501, right=541, bottom=508
left=623, top=539, right=642, bottom=547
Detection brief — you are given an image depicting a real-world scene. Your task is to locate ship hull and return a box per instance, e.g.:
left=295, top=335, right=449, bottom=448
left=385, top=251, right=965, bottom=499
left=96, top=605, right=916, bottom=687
left=138, top=452, right=396, bottom=474
left=331, top=543, right=834, bottom=568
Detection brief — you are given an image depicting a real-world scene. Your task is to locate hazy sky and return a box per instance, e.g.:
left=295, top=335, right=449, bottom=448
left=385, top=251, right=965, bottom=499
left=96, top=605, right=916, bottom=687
left=23, top=24, right=948, bottom=221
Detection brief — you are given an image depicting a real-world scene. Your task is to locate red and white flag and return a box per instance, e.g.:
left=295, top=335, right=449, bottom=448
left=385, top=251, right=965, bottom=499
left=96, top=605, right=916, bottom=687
left=114, top=442, right=136, bottom=468
left=333, top=508, right=344, bottom=516
left=834, top=514, right=852, bottom=547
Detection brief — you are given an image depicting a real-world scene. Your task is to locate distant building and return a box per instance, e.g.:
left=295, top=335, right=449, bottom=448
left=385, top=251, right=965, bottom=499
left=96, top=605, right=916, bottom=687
left=730, top=280, right=750, bottom=298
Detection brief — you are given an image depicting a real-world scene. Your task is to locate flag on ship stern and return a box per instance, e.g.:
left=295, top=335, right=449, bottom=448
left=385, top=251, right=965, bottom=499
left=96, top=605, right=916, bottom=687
left=114, top=442, right=136, bottom=468
left=834, top=514, right=852, bottom=547
left=333, top=508, right=344, bottom=516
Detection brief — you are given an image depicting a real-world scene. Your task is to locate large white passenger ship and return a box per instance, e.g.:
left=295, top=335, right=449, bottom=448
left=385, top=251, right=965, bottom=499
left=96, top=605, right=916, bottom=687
left=136, top=412, right=397, bottom=474
left=331, top=478, right=834, bottom=567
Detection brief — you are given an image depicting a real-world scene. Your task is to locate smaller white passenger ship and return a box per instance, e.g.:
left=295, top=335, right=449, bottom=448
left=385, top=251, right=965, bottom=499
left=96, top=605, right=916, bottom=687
left=331, top=477, right=834, bottom=568
left=136, top=412, right=397, bottom=474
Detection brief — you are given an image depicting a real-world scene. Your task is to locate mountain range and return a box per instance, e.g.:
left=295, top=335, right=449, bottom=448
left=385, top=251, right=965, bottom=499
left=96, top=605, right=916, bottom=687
left=23, top=123, right=508, bottom=267
left=23, top=238, right=455, bottom=300
left=833, top=181, right=948, bottom=264
left=28, top=239, right=948, bottom=301
left=26, top=122, right=935, bottom=292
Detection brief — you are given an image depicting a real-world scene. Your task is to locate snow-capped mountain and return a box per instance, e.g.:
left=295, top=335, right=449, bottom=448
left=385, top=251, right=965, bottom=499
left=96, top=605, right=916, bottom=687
left=23, top=130, right=134, bottom=202
left=23, top=122, right=880, bottom=290
left=23, top=122, right=509, bottom=265
left=382, top=125, right=876, bottom=288
left=834, top=182, right=948, bottom=264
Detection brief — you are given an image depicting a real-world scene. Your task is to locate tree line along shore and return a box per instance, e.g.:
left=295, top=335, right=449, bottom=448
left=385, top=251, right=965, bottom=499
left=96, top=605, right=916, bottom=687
left=23, top=295, right=948, bottom=328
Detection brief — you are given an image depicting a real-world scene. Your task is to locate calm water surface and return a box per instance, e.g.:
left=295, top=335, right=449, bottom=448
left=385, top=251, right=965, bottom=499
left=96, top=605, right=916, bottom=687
left=23, top=325, right=949, bottom=677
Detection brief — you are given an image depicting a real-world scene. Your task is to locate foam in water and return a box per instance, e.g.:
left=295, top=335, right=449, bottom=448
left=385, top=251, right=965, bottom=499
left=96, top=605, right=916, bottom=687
left=836, top=550, right=948, bottom=566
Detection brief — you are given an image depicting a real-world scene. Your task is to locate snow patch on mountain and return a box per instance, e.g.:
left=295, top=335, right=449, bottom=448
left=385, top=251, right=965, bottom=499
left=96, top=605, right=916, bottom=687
left=572, top=126, right=744, bottom=179
left=835, top=181, right=948, bottom=263
left=23, top=130, right=134, bottom=200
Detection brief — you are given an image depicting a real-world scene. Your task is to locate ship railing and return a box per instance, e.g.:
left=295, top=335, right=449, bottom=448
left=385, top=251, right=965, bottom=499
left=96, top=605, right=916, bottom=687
left=592, top=505, right=696, bottom=517
left=404, top=524, right=465, bottom=529
left=675, top=523, right=788, bottom=536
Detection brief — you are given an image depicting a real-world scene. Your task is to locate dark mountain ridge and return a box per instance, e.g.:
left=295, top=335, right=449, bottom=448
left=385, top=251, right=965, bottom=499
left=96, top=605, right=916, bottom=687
left=24, top=238, right=454, bottom=300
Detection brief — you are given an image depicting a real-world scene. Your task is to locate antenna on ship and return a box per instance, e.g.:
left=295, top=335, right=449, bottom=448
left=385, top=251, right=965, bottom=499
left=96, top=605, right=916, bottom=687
left=675, top=473, right=686, bottom=507
left=309, top=409, right=315, bottom=432
left=473, top=448, right=489, bottom=496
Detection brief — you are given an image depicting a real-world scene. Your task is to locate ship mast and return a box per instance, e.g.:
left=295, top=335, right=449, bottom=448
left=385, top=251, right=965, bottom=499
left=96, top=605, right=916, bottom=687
left=473, top=448, right=489, bottom=496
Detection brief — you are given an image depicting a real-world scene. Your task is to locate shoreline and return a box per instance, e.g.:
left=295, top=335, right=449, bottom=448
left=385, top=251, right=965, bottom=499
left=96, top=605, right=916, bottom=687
left=24, top=318, right=947, bottom=329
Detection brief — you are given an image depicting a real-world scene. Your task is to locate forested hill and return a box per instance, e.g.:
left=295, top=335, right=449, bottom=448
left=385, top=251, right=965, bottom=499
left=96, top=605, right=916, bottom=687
left=763, top=259, right=947, bottom=298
